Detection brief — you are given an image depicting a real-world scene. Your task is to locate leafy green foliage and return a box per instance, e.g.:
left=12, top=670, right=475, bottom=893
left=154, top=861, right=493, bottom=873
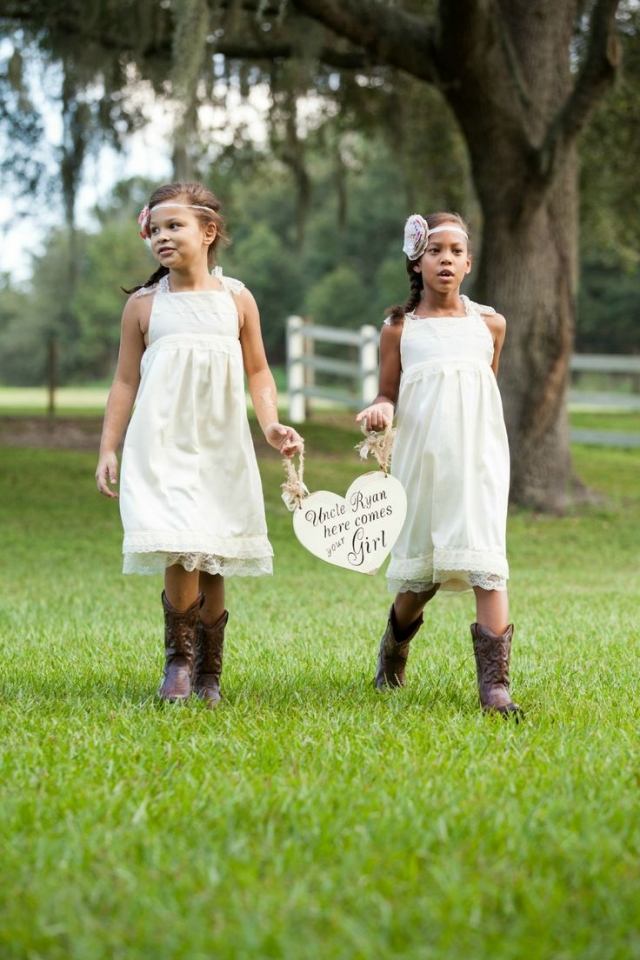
left=72, top=219, right=155, bottom=376
left=580, top=5, right=640, bottom=268
left=0, top=278, right=45, bottom=386
left=577, top=260, right=640, bottom=354
left=222, top=221, right=305, bottom=358
left=303, top=264, right=370, bottom=330
left=0, top=186, right=155, bottom=384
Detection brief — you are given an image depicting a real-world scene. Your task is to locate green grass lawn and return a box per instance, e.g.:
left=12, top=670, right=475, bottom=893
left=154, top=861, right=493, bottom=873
left=0, top=431, right=639, bottom=959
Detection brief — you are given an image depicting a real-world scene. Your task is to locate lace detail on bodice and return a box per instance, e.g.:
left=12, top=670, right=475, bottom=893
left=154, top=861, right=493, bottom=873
left=397, top=295, right=496, bottom=374
left=471, top=300, right=496, bottom=316
left=156, top=268, right=245, bottom=295
left=132, top=267, right=245, bottom=299
left=133, top=282, right=158, bottom=299
left=383, top=296, right=495, bottom=325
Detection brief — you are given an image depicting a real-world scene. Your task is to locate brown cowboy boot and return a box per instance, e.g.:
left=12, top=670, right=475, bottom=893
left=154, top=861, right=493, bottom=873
left=158, top=591, right=201, bottom=702
left=374, top=605, right=423, bottom=690
left=193, top=610, right=228, bottom=707
left=470, top=622, right=521, bottom=717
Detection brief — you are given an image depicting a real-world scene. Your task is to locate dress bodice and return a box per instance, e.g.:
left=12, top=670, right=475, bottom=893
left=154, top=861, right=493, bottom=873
left=146, top=270, right=243, bottom=344
left=399, top=296, right=495, bottom=377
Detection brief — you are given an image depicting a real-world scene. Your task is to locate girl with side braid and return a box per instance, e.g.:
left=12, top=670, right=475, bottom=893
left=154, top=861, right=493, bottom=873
left=356, top=212, right=520, bottom=716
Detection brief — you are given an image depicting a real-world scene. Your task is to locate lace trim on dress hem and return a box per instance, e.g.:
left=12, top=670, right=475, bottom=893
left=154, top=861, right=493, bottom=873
left=388, top=550, right=509, bottom=580
left=387, top=547, right=508, bottom=594
left=123, top=551, right=273, bottom=577
left=387, top=573, right=507, bottom=595
left=123, top=534, right=273, bottom=558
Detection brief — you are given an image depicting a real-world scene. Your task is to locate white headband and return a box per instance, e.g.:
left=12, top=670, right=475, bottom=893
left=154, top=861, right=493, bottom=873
left=402, top=214, right=468, bottom=260
left=150, top=203, right=215, bottom=215
left=138, top=202, right=216, bottom=239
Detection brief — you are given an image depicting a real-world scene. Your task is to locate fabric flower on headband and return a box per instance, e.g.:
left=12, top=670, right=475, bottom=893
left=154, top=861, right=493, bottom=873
left=402, top=214, right=429, bottom=260
left=137, top=205, right=151, bottom=240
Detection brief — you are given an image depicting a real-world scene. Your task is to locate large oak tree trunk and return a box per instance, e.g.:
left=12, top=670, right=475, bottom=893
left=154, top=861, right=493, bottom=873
left=475, top=151, right=578, bottom=510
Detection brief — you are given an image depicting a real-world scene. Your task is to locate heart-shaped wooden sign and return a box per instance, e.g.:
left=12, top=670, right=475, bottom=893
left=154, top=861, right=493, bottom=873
left=292, top=471, right=407, bottom=574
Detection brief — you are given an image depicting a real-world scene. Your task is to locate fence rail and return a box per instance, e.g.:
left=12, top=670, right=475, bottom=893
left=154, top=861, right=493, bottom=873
left=286, top=317, right=639, bottom=447
left=570, top=354, right=640, bottom=373
left=287, top=316, right=378, bottom=421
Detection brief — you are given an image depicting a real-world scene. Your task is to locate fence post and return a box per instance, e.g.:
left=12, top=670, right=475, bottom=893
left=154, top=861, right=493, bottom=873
left=303, top=316, right=315, bottom=394
left=287, top=315, right=307, bottom=423
left=359, top=324, right=379, bottom=406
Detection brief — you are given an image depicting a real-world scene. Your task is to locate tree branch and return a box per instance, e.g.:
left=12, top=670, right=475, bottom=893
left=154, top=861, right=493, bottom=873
left=1, top=5, right=382, bottom=73
left=493, top=8, right=534, bottom=114
left=291, top=0, right=438, bottom=83
left=216, top=41, right=378, bottom=70
left=434, top=0, right=534, bottom=161
left=538, top=0, right=621, bottom=183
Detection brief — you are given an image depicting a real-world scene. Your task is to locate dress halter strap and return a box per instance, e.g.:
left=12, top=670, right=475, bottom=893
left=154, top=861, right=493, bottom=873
left=153, top=268, right=245, bottom=296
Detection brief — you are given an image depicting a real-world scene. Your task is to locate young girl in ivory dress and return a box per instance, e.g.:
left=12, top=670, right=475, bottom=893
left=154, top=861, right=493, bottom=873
left=96, top=181, right=302, bottom=706
left=357, top=212, right=520, bottom=716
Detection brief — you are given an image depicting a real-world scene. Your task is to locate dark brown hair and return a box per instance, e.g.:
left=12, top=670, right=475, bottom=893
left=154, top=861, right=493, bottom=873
left=124, top=181, right=229, bottom=294
left=386, top=211, right=470, bottom=324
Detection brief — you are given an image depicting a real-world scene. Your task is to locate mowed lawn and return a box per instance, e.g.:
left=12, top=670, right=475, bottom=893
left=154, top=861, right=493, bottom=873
left=0, top=425, right=639, bottom=960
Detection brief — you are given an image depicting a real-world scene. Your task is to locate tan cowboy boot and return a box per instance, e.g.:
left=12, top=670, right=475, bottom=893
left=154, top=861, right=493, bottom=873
left=374, top=605, right=423, bottom=690
left=193, top=610, right=228, bottom=707
left=158, top=591, right=201, bottom=702
left=470, top=622, right=521, bottom=717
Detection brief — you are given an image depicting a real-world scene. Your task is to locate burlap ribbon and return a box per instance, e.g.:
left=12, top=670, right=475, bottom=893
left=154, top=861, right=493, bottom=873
left=281, top=447, right=309, bottom=512
left=281, top=424, right=395, bottom=511
left=355, top=423, right=395, bottom=475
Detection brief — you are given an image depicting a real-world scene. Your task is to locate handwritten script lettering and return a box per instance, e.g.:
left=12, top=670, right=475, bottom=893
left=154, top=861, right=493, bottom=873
left=293, top=473, right=407, bottom=575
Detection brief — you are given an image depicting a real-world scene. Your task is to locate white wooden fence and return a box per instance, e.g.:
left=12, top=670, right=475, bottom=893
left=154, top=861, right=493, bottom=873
left=287, top=316, right=378, bottom=421
left=286, top=316, right=640, bottom=447
left=569, top=353, right=640, bottom=447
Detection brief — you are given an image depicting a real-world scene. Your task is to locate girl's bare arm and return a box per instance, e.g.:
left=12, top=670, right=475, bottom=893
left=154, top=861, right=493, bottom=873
left=96, top=297, right=146, bottom=497
left=238, top=289, right=303, bottom=456
left=483, top=312, right=507, bottom=376
left=356, top=321, right=403, bottom=430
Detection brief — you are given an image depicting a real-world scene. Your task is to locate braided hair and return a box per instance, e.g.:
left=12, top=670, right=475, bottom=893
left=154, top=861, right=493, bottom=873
left=123, top=181, right=229, bottom=295
left=386, top=211, right=470, bottom=324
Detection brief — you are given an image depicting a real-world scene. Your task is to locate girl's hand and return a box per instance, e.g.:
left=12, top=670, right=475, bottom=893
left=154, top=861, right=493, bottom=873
left=355, top=401, right=394, bottom=432
left=96, top=451, right=119, bottom=498
left=265, top=423, right=304, bottom=458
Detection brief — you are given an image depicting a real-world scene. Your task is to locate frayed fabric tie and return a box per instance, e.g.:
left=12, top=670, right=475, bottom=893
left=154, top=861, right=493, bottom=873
left=281, top=448, right=309, bottom=511
left=355, top=423, right=395, bottom=475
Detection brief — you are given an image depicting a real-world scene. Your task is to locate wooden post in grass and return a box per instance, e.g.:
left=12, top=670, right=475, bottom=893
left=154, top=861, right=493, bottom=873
left=287, top=316, right=306, bottom=423
left=47, top=335, right=58, bottom=418
left=303, top=317, right=315, bottom=395
left=359, top=325, right=378, bottom=407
